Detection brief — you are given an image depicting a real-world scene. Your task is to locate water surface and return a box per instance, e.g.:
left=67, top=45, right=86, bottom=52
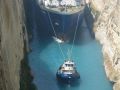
left=28, top=20, right=112, bottom=90
left=25, top=0, right=113, bottom=90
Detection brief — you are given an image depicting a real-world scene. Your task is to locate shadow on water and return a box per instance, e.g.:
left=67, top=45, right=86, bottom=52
left=84, top=5, right=95, bottom=39
left=23, top=0, right=97, bottom=90
left=24, top=0, right=95, bottom=46
left=66, top=5, right=95, bottom=46
left=68, top=18, right=95, bottom=45
left=23, top=0, right=55, bottom=90
left=23, top=0, right=53, bottom=50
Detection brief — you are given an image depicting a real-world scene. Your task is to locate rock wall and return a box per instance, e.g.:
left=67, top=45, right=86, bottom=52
left=90, top=0, right=120, bottom=90
left=0, top=0, right=26, bottom=90
left=91, top=0, right=106, bottom=11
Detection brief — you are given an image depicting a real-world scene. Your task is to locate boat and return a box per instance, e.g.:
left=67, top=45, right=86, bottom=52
left=56, top=60, right=80, bottom=83
left=37, top=0, right=86, bottom=39
left=52, top=36, right=64, bottom=43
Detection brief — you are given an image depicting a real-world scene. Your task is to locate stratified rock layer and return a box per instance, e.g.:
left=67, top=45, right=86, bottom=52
left=91, top=0, right=120, bottom=90
left=0, top=0, right=25, bottom=90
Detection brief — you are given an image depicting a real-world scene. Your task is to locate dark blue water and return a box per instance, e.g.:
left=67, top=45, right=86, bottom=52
left=24, top=0, right=113, bottom=90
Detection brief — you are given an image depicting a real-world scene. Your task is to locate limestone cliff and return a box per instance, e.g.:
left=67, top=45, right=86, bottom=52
left=90, top=0, right=120, bottom=90
left=0, top=0, right=26, bottom=90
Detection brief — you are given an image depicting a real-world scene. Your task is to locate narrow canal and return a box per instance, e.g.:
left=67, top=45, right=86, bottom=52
left=24, top=0, right=113, bottom=90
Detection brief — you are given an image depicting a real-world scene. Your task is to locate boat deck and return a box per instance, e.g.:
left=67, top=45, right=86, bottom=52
left=41, top=5, right=85, bottom=14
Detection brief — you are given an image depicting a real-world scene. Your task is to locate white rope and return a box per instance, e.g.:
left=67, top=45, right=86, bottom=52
left=47, top=12, right=65, bottom=60
left=69, top=13, right=81, bottom=59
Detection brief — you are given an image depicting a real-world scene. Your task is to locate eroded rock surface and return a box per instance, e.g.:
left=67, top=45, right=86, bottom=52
left=90, top=0, right=120, bottom=90
left=0, top=0, right=26, bottom=90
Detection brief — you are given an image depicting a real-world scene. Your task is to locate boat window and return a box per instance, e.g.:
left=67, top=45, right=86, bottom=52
left=69, top=64, right=73, bottom=67
left=63, top=70, right=74, bottom=72
left=65, top=64, right=74, bottom=67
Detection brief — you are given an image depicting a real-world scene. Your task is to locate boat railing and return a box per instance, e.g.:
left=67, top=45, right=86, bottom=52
left=41, top=2, right=85, bottom=12
left=62, top=70, right=75, bottom=74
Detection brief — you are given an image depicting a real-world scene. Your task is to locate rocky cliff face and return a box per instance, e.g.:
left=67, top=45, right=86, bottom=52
left=90, top=0, right=120, bottom=90
left=0, top=0, right=26, bottom=90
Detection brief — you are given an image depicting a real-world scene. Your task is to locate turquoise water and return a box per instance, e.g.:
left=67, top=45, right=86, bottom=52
left=28, top=21, right=112, bottom=90
left=24, top=0, right=113, bottom=89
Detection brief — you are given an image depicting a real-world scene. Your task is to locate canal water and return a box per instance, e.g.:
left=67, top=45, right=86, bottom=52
left=24, top=0, right=113, bottom=90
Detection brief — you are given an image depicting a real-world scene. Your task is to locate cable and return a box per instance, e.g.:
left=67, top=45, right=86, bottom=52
left=69, top=13, right=81, bottom=59
left=47, top=11, right=65, bottom=60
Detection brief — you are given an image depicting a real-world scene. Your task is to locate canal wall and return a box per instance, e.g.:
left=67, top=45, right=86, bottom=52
left=89, top=0, right=120, bottom=90
left=0, top=0, right=35, bottom=90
